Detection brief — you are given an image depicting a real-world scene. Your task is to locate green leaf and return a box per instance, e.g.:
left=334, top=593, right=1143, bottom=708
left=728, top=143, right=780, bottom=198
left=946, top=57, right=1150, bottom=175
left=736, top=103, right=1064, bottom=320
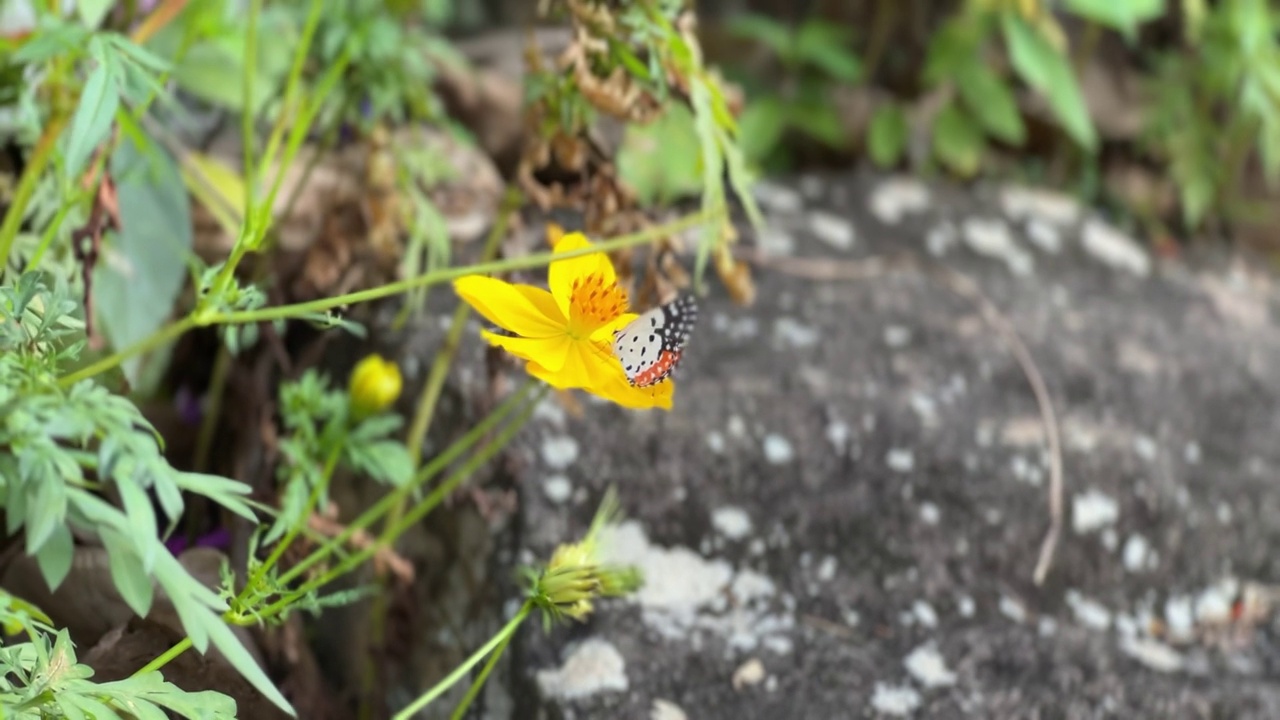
left=204, top=611, right=295, bottom=716
left=116, top=477, right=158, bottom=571
left=955, top=63, right=1026, bottom=144
left=794, top=22, right=861, bottom=82
left=736, top=96, right=790, bottom=166
left=93, top=129, right=194, bottom=386
left=788, top=101, right=847, bottom=147
left=171, top=472, right=257, bottom=523
left=35, top=523, right=73, bottom=591
left=617, top=104, right=704, bottom=206
left=64, top=57, right=120, bottom=178
left=867, top=103, right=908, bottom=168
left=1063, top=0, right=1166, bottom=40
left=100, top=530, right=155, bottom=617
left=76, top=0, right=114, bottom=29
left=725, top=13, right=795, bottom=61
left=25, top=476, right=66, bottom=554
left=1002, top=14, right=1098, bottom=151
left=932, top=103, right=984, bottom=177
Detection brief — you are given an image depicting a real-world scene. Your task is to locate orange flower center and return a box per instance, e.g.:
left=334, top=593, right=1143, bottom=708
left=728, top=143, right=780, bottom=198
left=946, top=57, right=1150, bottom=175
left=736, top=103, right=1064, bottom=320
left=568, top=272, right=628, bottom=337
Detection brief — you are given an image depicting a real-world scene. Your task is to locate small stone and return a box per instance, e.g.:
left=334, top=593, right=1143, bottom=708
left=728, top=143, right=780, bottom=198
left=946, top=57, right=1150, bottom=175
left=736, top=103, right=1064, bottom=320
left=712, top=506, right=753, bottom=541
left=1066, top=590, right=1112, bottom=631
left=868, top=178, right=930, bottom=225
left=816, top=555, right=837, bottom=582
left=999, top=594, right=1028, bottom=623
left=883, top=325, right=912, bottom=348
left=1184, top=441, right=1202, bottom=464
left=1164, top=596, right=1195, bottom=642
left=756, top=226, right=796, bottom=256
left=731, top=658, right=766, bottom=690
left=543, top=475, right=572, bottom=504
left=957, top=595, right=976, bottom=618
left=912, top=600, right=938, bottom=628
left=1122, top=534, right=1149, bottom=573
left=962, top=217, right=1033, bottom=276
left=871, top=683, right=922, bottom=716
left=763, top=434, right=794, bottom=464
left=651, top=699, right=688, bottom=720
left=535, top=638, right=628, bottom=700
left=1025, top=218, right=1062, bottom=254
left=808, top=211, right=856, bottom=250
left=1072, top=489, right=1120, bottom=534
left=752, top=181, right=804, bottom=214
left=773, top=317, right=819, bottom=349
left=1081, top=217, right=1151, bottom=276
left=540, top=436, right=580, bottom=470
left=1120, top=637, right=1184, bottom=673
left=999, top=185, right=1082, bottom=225
left=727, top=415, right=748, bottom=438
left=904, top=644, right=957, bottom=688
left=886, top=449, right=915, bottom=473
left=825, top=420, right=850, bottom=450
left=919, top=502, right=940, bottom=525
left=925, top=222, right=958, bottom=256
left=1133, top=435, right=1158, bottom=462
left=706, top=430, right=726, bottom=454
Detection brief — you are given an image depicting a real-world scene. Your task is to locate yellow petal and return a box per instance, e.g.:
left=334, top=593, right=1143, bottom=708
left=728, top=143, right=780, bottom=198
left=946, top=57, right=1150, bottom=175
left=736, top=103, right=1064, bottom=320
left=454, top=276, right=565, bottom=338
left=587, top=365, right=675, bottom=410
left=480, top=330, right=571, bottom=372
left=589, top=311, right=639, bottom=344
left=548, top=232, right=619, bottom=320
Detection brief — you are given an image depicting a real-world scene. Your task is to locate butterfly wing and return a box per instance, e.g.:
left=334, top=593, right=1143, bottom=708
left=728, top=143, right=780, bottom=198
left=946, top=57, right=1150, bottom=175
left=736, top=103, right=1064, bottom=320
left=612, top=295, right=698, bottom=387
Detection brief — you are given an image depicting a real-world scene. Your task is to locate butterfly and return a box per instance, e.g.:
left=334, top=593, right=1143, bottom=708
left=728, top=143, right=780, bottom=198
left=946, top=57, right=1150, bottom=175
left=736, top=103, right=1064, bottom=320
left=612, top=295, right=698, bottom=388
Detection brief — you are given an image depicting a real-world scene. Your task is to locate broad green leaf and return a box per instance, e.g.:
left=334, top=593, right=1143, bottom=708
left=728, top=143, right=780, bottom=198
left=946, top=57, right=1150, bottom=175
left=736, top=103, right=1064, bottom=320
left=955, top=63, right=1026, bottom=144
left=25, top=475, right=66, bottom=554
left=76, top=0, right=114, bottom=30
left=171, top=471, right=257, bottom=523
left=205, top=611, right=296, bottom=716
left=867, top=103, right=908, bottom=168
left=94, top=130, right=193, bottom=386
left=725, top=13, right=795, bottom=61
left=116, top=477, right=158, bottom=571
left=1002, top=14, right=1098, bottom=151
left=12, top=19, right=90, bottom=63
left=34, top=523, right=73, bottom=591
left=100, top=530, right=155, bottom=617
left=361, top=441, right=414, bottom=486
left=1063, top=0, right=1165, bottom=40
left=932, top=103, right=984, bottom=177
left=923, top=16, right=984, bottom=85
left=616, top=104, right=704, bottom=206
left=736, top=96, right=789, bottom=166
left=64, top=59, right=120, bottom=178
left=794, top=22, right=861, bottom=82
left=789, top=100, right=847, bottom=147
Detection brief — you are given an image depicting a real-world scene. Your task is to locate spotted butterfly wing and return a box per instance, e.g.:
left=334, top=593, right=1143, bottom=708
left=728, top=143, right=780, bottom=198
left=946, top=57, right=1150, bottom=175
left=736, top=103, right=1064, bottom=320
left=612, top=295, right=698, bottom=388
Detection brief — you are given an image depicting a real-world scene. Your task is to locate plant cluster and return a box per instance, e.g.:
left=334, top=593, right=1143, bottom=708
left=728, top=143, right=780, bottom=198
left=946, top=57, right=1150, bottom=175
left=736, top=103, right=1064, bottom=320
left=0, top=0, right=743, bottom=717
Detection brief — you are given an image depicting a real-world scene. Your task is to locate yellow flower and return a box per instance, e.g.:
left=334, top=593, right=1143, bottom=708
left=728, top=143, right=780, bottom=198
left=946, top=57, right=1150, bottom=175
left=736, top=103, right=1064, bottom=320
left=453, top=231, right=675, bottom=410
left=348, top=354, right=403, bottom=417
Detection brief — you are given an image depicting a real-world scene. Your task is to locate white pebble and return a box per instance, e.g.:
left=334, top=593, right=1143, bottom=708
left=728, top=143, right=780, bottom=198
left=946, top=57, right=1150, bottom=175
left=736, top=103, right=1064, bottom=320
left=706, top=431, right=726, bottom=454
left=825, top=420, right=849, bottom=450
left=883, top=325, right=912, bottom=348
left=1122, top=534, right=1149, bottom=573
left=919, top=502, right=940, bottom=525
left=808, top=211, right=856, bottom=250
left=540, top=436, right=580, bottom=470
left=711, top=506, right=753, bottom=541
left=886, top=449, right=915, bottom=473
left=871, top=683, right=921, bottom=716
left=763, top=434, right=794, bottom=464
left=543, top=476, right=572, bottom=504
left=1072, top=489, right=1119, bottom=534
left=903, top=644, right=956, bottom=687
left=912, top=600, right=938, bottom=628
left=957, top=595, right=975, bottom=618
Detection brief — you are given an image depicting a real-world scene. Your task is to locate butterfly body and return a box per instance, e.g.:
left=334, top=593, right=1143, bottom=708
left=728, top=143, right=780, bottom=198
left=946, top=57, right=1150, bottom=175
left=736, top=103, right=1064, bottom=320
left=612, top=295, right=698, bottom=387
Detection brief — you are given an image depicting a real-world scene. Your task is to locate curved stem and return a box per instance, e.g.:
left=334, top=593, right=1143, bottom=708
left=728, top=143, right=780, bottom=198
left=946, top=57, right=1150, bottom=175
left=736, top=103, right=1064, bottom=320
left=392, top=603, right=531, bottom=720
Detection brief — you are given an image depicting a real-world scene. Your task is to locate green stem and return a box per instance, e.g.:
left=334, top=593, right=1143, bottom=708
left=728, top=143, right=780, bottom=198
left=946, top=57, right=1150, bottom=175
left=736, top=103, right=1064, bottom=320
left=0, top=116, right=68, bottom=270
left=244, top=444, right=342, bottom=596
left=261, top=384, right=546, bottom=617
left=241, top=0, right=260, bottom=215
left=275, top=379, right=537, bottom=588
left=22, top=192, right=84, bottom=273
left=57, top=316, right=195, bottom=387
left=132, top=637, right=193, bottom=677
left=392, top=603, right=532, bottom=720
left=59, top=208, right=720, bottom=385
left=448, top=614, right=518, bottom=720
left=359, top=186, right=518, bottom=717
left=204, top=208, right=720, bottom=327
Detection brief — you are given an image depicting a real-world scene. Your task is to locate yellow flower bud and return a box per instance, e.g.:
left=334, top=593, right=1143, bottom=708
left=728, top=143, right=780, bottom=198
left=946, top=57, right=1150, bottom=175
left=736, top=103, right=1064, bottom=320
left=348, top=354, right=402, bottom=417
